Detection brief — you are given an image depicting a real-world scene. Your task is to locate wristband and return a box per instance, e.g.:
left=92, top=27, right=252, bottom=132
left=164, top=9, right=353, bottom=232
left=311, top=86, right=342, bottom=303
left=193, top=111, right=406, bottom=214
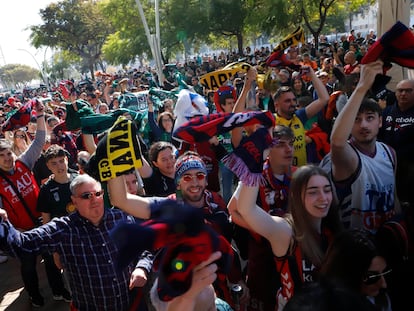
left=36, top=114, right=45, bottom=119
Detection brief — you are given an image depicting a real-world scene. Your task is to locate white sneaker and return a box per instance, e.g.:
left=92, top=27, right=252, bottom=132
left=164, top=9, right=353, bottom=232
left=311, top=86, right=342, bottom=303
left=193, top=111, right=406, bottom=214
left=0, top=254, right=7, bottom=264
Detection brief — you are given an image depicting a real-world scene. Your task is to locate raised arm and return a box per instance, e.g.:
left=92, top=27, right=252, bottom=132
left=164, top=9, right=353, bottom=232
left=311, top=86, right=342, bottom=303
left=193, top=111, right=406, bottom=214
left=235, top=182, right=292, bottom=257
left=227, top=183, right=254, bottom=231
left=82, top=133, right=97, bottom=155
left=304, top=66, right=330, bottom=119
left=147, top=98, right=163, bottom=141
left=330, top=60, right=383, bottom=181
left=231, top=67, right=257, bottom=148
left=107, top=175, right=151, bottom=219
left=20, top=99, right=46, bottom=169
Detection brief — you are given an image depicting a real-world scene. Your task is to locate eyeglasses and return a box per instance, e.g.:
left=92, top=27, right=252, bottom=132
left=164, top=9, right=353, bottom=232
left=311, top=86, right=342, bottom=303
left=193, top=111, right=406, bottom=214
left=181, top=172, right=207, bottom=183
left=396, top=88, right=413, bottom=94
left=271, top=138, right=295, bottom=148
left=161, top=118, right=173, bottom=122
left=77, top=190, right=104, bottom=200
left=14, top=134, right=26, bottom=139
left=363, top=269, right=392, bottom=285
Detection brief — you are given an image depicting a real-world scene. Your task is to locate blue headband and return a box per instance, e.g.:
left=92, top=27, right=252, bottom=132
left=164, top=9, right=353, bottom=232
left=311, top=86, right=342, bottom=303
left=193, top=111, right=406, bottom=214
left=175, top=156, right=207, bottom=183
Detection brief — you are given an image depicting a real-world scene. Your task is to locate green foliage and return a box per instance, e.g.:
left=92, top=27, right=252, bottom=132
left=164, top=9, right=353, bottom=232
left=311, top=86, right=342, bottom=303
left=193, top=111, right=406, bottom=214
left=21, top=0, right=379, bottom=77
left=0, top=64, right=40, bottom=89
left=101, top=0, right=151, bottom=64
left=30, top=0, right=113, bottom=78
left=247, top=0, right=294, bottom=36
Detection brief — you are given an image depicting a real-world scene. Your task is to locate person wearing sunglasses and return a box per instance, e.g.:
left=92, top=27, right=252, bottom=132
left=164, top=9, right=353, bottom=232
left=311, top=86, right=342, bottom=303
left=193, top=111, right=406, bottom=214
left=0, top=174, right=154, bottom=311
left=108, top=151, right=248, bottom=309
left=11, top=128, right=31, bottom=156
left=319, top=228, right=393, bottom=311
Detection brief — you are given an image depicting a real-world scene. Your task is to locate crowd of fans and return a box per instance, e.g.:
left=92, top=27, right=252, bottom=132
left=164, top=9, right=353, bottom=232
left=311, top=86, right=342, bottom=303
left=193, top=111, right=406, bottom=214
left=0, top=26, right=413, bottom=311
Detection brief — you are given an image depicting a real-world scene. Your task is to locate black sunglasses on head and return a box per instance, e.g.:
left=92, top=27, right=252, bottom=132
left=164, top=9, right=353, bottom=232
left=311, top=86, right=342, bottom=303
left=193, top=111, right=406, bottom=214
left=274, top=86, right=293, bottom=99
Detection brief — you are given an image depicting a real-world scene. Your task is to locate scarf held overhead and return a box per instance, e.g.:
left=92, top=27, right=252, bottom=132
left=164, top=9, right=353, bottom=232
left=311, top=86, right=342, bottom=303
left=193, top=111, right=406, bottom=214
left=199, top=62, right=252, bottom=91
left=173, top=111, right=276, bottom=144
left=265, top=26, right=305, bottom=69
left=96, top=116, right=143, bottom=181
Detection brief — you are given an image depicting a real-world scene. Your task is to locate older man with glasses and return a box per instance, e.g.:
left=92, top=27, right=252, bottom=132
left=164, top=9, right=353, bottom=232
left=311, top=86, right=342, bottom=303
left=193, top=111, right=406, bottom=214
left=0, top=174, right=154, bottom=311
left=379, top=79, right=414, bottom=219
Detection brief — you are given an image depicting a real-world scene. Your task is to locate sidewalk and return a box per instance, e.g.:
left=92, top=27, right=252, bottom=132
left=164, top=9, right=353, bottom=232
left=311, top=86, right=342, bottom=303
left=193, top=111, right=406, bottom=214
left=0, top=256, right=69, bottom=311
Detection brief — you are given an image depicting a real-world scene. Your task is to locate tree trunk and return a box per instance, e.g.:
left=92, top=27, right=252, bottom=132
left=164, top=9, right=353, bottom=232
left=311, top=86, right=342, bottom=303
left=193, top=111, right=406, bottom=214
left=89, top=62, right=95, bottom=81
left=237, top=32, right=243, bottom=56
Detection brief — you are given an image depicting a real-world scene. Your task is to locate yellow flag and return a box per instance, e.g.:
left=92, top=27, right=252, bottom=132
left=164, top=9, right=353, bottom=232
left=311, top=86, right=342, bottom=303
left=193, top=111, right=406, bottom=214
left=273, top=26, right=305, bottom=52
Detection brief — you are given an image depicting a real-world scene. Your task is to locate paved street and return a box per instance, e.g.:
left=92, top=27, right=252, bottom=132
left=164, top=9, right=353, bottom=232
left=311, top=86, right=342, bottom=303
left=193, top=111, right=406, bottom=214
left=0, top=256, right=69, bottom=311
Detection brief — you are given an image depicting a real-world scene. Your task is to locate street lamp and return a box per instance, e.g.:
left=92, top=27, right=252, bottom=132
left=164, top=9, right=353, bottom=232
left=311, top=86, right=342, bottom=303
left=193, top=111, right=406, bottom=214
left=17, top=48, right=49, bottom=88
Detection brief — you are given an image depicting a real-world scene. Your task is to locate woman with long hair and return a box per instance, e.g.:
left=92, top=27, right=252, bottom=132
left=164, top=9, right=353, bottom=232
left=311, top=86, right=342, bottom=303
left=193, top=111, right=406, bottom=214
left=319, top=228, right=392, bottom=311
left=233, top=164, right=343, bottom=310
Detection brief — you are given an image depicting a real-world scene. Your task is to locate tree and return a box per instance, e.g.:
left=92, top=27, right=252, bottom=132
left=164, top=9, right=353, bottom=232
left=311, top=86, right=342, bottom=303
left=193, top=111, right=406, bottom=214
left=295, top=0, right=376, bottom=49
left=246, top=0, right=292, bottom=37
left=29, top=0, right=113, bottom=79
left=207, top=0, right=248, bottom=55
left=101, top=0, right=151, bottom=66
left=162, top=0, right=211, bottom=62
left=0, top=64, right=40, bottom=90
left=48, top=50, right=82, bottom=84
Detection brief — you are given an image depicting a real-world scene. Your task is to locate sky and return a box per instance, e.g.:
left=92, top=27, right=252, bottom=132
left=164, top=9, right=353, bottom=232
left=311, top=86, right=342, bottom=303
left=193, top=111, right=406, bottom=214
left=1, top=0, right=54, bottom=69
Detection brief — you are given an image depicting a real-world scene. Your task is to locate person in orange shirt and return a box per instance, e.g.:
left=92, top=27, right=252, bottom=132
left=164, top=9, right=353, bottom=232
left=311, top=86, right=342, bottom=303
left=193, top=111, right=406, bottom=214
left=300, top=53, right=318, bottom=83
left=301, top=53, right=318, bottom=70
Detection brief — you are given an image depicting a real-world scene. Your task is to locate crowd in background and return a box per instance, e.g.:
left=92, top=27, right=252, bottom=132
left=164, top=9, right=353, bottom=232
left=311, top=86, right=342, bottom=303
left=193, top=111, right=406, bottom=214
left=0, top=26, right=413, bottom=311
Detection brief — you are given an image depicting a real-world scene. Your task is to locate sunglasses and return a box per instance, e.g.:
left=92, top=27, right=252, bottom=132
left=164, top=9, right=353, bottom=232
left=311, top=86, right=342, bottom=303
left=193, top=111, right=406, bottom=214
left=77, top=190, right=104, bottom=200
left=274, top=86, right=293, bottom=99
left=15, top=134, right=26, bottom=139
left=181, top=172, right=207, bottom=183
left=271, top=138, right=295, bottom=148
left=363, top=269, right=392, bottom=285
